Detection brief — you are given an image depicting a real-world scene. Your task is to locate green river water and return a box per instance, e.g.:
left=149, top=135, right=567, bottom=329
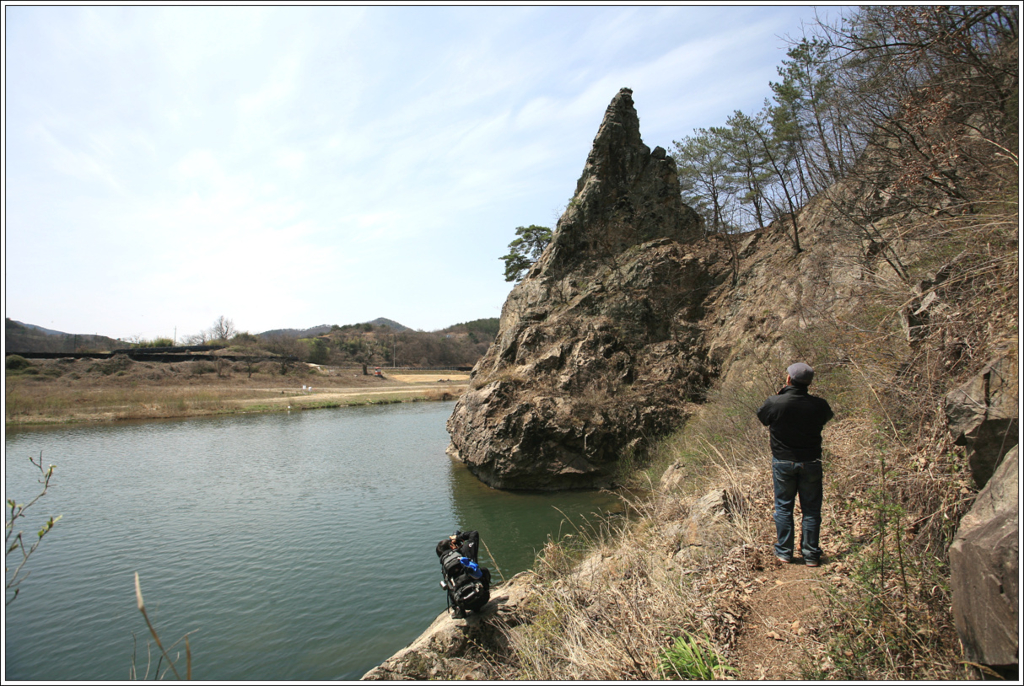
left=4, top=402, right=622, bottom=680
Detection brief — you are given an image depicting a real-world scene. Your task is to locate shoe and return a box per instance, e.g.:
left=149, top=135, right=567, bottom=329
left=451, top=607, right=466, bottom=619
left=805, top=559, right=820, bottom=568
left=776, top=555, right=792, bottom=564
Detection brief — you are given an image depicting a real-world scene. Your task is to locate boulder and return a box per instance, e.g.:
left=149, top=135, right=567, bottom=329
left=659, top=461, right=687, bottom=492
left=446, top=88, right=720, bottom=490
left=944, top=354, right=1019, bottom=487
left=949, top=445, right=1019, bottom=678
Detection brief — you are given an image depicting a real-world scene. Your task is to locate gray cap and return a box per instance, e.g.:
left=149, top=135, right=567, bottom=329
left=787, top=362, right=814, bottom=386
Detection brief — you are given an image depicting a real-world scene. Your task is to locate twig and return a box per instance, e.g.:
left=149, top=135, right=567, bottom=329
left=134, top=572, right=183, bottom=680
left=480, top=537, right=506, bottom=585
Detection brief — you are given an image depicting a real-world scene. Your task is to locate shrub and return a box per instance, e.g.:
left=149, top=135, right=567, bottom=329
left=6, top=355, right=32, bottom=371
left=131, top=338, right=175, bottom=348
left=190, top=361, right=215, bottom=376
left=97, top=355, right=133, bottom=376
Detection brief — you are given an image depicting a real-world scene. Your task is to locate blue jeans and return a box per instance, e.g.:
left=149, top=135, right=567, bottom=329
left=772, top=459, right=823, bottom=562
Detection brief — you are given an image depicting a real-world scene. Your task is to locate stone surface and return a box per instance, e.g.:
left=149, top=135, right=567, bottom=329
left=659, top=461, right=687, bottom=492
left=446, top=88, right=714, bottom=490
left=540, top=88, right=702, bottom=277
left=944, top=353, right=1019, bottom=487
left=949, top=445, right=1019, bottom=675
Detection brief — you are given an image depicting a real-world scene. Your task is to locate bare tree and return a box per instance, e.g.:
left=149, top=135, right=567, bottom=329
left=210, top=316, right=235, bottom=343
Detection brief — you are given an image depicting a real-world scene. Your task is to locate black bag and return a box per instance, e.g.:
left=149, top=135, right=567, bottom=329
left=451, top=573, right=487, bottom=611
left=439, top=549, right=490, bottom=613
left=439, top=549, right=464, bottom=580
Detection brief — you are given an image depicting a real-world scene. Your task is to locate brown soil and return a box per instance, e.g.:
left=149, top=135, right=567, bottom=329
left=732, top=558, right=830, bottom=679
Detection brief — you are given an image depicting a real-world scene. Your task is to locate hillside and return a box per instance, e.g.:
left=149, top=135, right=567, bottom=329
left=5, top=316, right=500, bottom=370
left=256, top=318, right=499, bottom=369
left=5, top=318, right=124, bottom=353
left=370, top=8, right=1018, bottom=681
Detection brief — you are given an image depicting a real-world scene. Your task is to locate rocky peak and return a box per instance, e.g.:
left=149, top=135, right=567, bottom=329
left=539, top=88, right=702, bottom=278
left=446, top=89, right=716, bottom=490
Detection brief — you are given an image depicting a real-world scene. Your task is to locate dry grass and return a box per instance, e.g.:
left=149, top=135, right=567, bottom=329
left=5, top=357, right=465, bottom=425
left=488, top=434, right=763, bottom=680
left=388, top=372, right=470, bottom=383
left=5, top=383, right=264, bottom=422
left=482, top=199, right=1016, bottom=681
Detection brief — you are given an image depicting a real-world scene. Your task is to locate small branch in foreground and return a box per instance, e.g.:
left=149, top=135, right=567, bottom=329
left=5, top=453, right=61, bottom=606
left=134, top=572, right=191, bottom=680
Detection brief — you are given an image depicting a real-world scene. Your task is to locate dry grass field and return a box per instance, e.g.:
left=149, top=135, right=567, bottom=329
left=4, top=355, right=468, bottom=425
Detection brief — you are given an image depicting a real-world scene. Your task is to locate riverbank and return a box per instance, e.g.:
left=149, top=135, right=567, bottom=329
left=363, top=406, right=972, bottom=681
left=5, top=355, right=468, bottom=426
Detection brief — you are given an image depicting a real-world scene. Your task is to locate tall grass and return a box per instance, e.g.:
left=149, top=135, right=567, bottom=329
left=489, top=432, right=759, bottom=680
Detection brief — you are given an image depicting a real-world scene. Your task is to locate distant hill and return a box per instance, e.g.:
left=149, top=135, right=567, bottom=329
left=252, top=316, right=497, bottom=368
left=15, top=321, right=66, bottom=336
left=367, top=318, right=411, bottom=332
left=5, top=318, right=124, bottom=353
left=4, top=315, right=494, bottom=367
left=259, top=318, right=411, bottom=340
left=258, top=324, right=334, bottom=340
left=441, top=318, right=500, bottom=338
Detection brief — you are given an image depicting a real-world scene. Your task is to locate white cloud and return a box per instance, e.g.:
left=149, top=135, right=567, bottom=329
left=4, top=5, right=826, bottom=339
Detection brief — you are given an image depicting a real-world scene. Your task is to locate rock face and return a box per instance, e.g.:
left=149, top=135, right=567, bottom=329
left=949, top=445, right=1019, bottom=678
left=944, top=353, right=1019, bottom=488
left=446, top=88, right=715, bottom=490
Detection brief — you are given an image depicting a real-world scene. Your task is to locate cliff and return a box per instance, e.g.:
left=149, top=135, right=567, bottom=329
left=378, top=68, right=1018, bottom=677
left=447, top=88, right=717, bottom=490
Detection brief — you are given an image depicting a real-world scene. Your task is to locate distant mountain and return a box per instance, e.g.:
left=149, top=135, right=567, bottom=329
left=367, top=318, right=411, bottom=332
left=5, top=318, right=124, bottom=353
left=259, top=318, right=411, bottom=339
left=258, top=324, right=334, bottom=340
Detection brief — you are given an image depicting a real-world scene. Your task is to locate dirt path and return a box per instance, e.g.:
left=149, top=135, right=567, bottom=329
left=732, top=558, right=831, bottom=679
left=723, top=468, right=863, bottom=679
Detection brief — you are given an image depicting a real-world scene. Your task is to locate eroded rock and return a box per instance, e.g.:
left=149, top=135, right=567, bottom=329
left=944, top=353, right=1019, bottom=487
left=447, top=89, right=718, bottom=490
left=949, top=445, right=1019, bottom=678
left=361, top=573, right=536, bottom=680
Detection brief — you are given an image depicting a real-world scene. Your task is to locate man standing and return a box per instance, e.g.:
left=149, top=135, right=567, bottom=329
left=757, top=362, right=834, bottom=567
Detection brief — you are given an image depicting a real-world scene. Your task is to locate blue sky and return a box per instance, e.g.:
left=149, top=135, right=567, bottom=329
left=4, top=4, right=829, bottom=341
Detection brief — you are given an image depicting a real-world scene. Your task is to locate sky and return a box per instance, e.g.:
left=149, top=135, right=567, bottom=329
left=4, top=4, right=831, bottom=342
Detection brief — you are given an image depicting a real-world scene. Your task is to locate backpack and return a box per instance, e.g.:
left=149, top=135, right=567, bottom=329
left=439, top=549, right=489, bottom=613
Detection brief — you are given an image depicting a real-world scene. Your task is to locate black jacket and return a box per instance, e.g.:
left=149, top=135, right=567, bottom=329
left=757, top=385, right=834, bottom=462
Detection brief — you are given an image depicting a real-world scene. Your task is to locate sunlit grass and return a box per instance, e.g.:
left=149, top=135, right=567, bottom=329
left=5, top=376, right=463, bottom=425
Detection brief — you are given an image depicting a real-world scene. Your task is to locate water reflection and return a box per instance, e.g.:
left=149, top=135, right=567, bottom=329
left=446, top=456, right=625, bottom=578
